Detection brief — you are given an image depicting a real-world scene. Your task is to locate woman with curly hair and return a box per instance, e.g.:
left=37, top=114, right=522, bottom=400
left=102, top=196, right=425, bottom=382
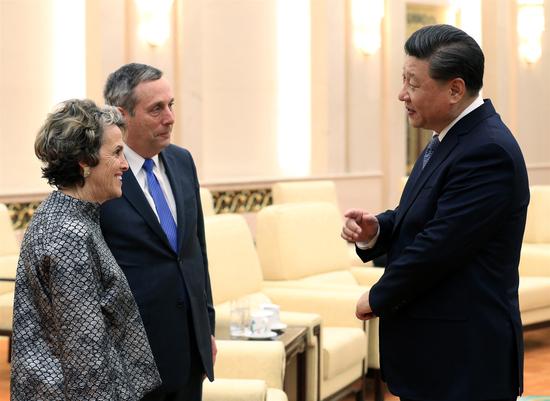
left=10, top=99, right=161, bottom=400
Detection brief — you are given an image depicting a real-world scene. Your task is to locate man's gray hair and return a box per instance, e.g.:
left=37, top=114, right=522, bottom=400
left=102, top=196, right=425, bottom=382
left=103, top=63, right=163, bottom=115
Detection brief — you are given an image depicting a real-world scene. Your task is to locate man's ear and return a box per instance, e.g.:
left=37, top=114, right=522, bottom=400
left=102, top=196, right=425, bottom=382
left=117, top=106, right=129, bottom=118
left=449, top=78, right=466, bottom=104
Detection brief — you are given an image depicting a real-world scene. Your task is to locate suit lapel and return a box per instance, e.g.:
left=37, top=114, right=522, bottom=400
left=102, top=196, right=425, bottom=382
left=160, top=149, right=187, bottom=253
left=122, top=167, right=174, bottom=250
left=394, top=100, right=496, bottom=232
left=394, top=134, right=458, bottom=231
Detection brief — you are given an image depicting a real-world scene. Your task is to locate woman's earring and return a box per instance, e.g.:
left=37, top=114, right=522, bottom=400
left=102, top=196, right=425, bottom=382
left=83, top=166, right=91, bottom=178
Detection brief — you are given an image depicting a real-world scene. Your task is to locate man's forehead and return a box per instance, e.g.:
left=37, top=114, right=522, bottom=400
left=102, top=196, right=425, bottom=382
left=135, top=79, right=174, bottom=104
left=403, top=57, right=427, bottom=76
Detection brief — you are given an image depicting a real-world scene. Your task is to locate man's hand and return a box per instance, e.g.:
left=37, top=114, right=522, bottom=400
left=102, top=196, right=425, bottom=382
left=204, top=335, right=217, bottom=381
left=341, top=209, right=379, bottom=243
left=356, top=290, right=375, bottom=321
left=211, top=335, right=217, bottom=366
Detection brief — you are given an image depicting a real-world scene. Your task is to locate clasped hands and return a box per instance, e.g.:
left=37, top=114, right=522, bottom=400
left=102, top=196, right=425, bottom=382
left=341, top=209, right=379, bottom=321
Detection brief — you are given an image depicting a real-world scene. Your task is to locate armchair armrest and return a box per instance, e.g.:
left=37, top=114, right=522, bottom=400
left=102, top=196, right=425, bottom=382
left=203, top=378, right=267, bottom=401
left=278, top=310, right=321, bottom=345
left=0, top=255, right=17, bottom=280
left=349, top=266, right=384, bottom=287
left=263, top=287, right=364, bottom=328
left=520, top=244, right=550, bottom=277
left=215, top=340, right=286, bottom=389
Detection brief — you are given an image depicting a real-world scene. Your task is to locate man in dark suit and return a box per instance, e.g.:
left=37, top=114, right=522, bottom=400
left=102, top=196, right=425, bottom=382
left=100, top=63, right=216, bottom=401
left=342, top=25, right=529, bottom=401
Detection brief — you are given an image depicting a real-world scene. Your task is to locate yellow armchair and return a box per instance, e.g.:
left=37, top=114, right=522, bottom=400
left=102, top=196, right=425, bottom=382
left=517, top=186, right=550, bottom=329
left=205, top=213, right=369, bottom=401
left=256, top=202, right=384, bottom=399
left=271, top=180, right=368, bottom=268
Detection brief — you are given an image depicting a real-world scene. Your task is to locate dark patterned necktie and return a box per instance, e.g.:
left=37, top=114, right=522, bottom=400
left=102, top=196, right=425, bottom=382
left=422, top=134, right=440, bottom=169
left=143, top=159, right=178, bottom=253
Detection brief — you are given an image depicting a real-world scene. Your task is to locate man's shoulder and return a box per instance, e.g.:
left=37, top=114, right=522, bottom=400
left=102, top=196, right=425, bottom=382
left=163, top=143, right=192, bottom=160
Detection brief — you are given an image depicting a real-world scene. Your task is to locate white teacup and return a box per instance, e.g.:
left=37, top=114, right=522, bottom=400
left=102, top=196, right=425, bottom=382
left=260, top=303, right=281, bottom=327
left=249, top=310, right=273, bottom=335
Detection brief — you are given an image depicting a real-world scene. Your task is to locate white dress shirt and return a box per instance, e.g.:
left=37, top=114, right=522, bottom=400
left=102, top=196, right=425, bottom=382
left=124, top=146, right=178, bottom=223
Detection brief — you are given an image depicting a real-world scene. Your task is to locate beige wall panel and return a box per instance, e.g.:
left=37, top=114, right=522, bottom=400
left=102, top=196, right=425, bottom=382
left=381, top=0, right=407, bottom=208
left=517, top=3, right=550, bottom=185
left=310, top=0, right=347, bottom=175
left=86, top=0, right=127, bottom=105
left=201, top=0, right=278, bottom=180
left=177, top=0, right=204, bottom=165
left=0, top=0, right=54, bottom=196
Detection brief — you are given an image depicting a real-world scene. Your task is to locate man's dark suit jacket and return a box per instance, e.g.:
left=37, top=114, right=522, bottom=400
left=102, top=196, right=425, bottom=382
left=358, top=100, right=529, bottom=401
left=100, top=144, right=215, bottom=391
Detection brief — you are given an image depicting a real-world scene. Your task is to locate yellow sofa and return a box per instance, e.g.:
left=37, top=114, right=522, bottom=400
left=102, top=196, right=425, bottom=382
left=518, top=185, right=550, bottom=329
left=204, top=213, right=367, bottom=401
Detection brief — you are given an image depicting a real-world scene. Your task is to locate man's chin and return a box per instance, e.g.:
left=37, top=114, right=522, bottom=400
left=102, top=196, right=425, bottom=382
left=407, top=118, right=423, bottom=129
left=157, top=135, right=171, bottom=147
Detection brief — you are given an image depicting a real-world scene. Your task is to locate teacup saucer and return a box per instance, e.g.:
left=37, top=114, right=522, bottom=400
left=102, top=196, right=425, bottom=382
left=270, top=322, right=288, bottom=332
left=244, top=330, right=278, bottom=340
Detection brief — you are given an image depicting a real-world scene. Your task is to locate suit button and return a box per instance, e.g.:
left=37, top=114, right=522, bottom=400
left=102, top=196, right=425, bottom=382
left=176, top=301, right=186, bottom=308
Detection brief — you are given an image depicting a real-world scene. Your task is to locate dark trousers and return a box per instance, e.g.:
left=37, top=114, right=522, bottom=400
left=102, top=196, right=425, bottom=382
left=141, top=347, right=204, bottom=401
left=142, top=311, right=206, bottom=401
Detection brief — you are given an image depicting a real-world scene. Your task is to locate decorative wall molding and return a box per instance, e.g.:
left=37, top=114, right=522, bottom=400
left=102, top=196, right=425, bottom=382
left=212, top=189, right=272, bottom=214
left=4, top=189, right=273, bottom=230
left=6, top=202, right=42, bottom=231
left=3, top=172, right=384, bottom=229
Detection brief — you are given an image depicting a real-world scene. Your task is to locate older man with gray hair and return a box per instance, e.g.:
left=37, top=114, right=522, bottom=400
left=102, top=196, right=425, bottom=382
left=100, top=63, right=216, bottom=401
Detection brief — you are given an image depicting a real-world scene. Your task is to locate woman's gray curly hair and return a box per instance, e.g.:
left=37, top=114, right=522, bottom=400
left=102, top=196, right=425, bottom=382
left=35, top=99, right=126, bottom=188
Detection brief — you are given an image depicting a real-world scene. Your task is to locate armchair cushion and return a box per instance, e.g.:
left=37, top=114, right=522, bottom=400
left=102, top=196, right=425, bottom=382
left=0, top=255, right=17, bottom=294
left=0, top=291, right=14, bottom=331
left=203, top=378, right=267, bottom=401
left=322, top=327, right=366, bottom=380
left=214, top=340, right=286, bottom=389
left=263, top=287, right=363, bottom=328
left=523, top=185, right=550, bottom=243
left=256, top=203, right=350, bottom=280
left=299, top=270, right=358, bottom=286
left=520, top=244, right=550, bottom=277
left=519, top=277, right=550, bottom=311
left=205, top=214, right=264, bottom=304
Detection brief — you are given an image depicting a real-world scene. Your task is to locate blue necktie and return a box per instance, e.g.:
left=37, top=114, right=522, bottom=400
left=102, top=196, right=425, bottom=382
left=143, top=159, right=178, bottom=253
left=422, top=134, right=440, bottom=169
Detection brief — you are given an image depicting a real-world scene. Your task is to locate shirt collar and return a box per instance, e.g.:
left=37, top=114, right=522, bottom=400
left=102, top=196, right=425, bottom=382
left=124, top=145, right=160, bottom=173
left=434, top=95, right=484, bottom=141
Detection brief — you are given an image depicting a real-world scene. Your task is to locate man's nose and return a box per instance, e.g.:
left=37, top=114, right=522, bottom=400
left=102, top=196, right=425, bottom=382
left=398, top=85, right=408, bottom=102
left=162, top=107, right=175, bottom=125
